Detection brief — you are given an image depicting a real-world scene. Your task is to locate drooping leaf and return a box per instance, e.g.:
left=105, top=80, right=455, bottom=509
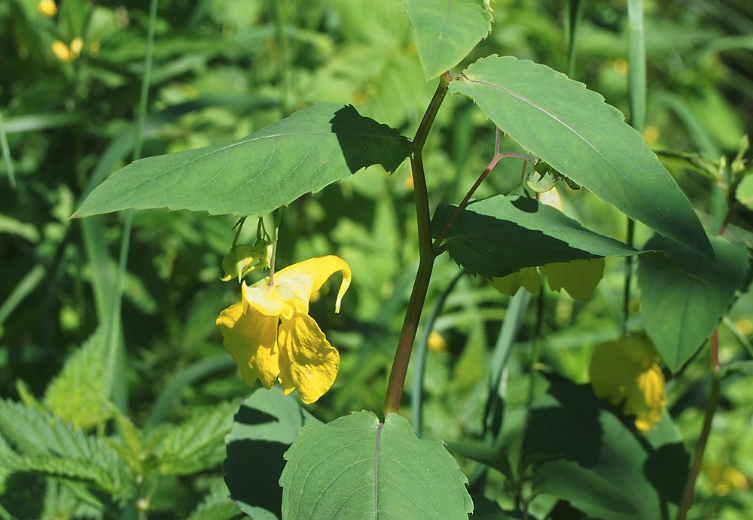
left=74, top=103, right=411, bottom=217
left=281, top=411, right=473, bottom=519
left=44, top=328, right=112, bottom=430
left=433, top=195, right=638, bottom=279
left=528, top=379, right=688, bottom=520
left=637, top=235, right=750, bottom=372
left=735, top=174, right=753, bottom=210
left=449, top=56, right=712, bottom=259
left=224, top=387, right=316, bottom=520
left=404, top=0, right=492, bottom=79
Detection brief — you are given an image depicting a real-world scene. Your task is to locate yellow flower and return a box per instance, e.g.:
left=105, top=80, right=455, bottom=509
left=216, top=256, right=351, bottom=404
left=38, top=0, right=57, bottom=17
left=588, top=335, right=666, bottom=431
left=51, top=37, right=83, bottom=62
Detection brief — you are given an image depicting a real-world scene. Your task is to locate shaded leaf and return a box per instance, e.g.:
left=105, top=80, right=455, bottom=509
left=404, top=0, right=492, bottom=79
left=74, top=103, right=411, bottom=217
left=527, top=379, right=688, bottom=520
left=637, top=235, right=750, bottom=372
left=224, top=387, right=316, bottom=520
left=433, top=195, right=638, bottom=279
left=281, top=411, right=473, bottom=519
left=449, top=56, right=712, bottom=259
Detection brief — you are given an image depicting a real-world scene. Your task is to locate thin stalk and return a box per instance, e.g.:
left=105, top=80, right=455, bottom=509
left=270, top=0, right=291, bottom=115
left=675, top=332, right=721, bottom=520
left=268, top=208, right=283, bottom=286
left=383, top=74, right=449, bottom=416
left=434, top=129, right=533, bottom=250
left=0, top=108, right=15, bottom=189
left=413, top=270, right=464, bottom=437
left=623, top=219, right=635, bottom=333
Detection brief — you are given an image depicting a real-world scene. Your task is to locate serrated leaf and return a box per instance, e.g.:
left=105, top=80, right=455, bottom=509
left=74, top=103, right=411, bottom=217
left=44, top=328, right=112, bottom=430
left=151, top=402, right=236, bottom=475
left=281, top=411, right=473, bottom=520
left=528, top=380, right=688, bottom=520
left=224, top=387, right=316, bottom=520
left=637, top=236, right=750, bottom=372
left=404, top=0, right=492, bottom=79
left=449, top=56, right=712, bottom=260
left=433, top=195, right=638, bottom=279
left=186, top=478, right=240, bottom=520
left=0, top=399, right=133, bottom=498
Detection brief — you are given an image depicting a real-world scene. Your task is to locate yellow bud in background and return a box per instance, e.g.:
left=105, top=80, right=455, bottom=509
left=51, top=40, right=73, bottom=62
left=70, top=37, right=83, bottom=58
left=38, top=0, right=57, bottom=17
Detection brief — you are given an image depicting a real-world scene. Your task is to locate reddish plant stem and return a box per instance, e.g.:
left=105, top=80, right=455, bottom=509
left=383, top=73, right=449, bottom=416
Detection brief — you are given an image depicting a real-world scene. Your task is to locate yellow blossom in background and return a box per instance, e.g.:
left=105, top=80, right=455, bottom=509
left=703, top=462, right=750, bottom=496
left=51, top=37, right=83, bottom=62
left=38, top=0, right=57, bottom=17
left=427, top=331, right=447, bottom=352
left=216, top=256, right=351, bottom=404
left=588, top=335, right=666, bottom=431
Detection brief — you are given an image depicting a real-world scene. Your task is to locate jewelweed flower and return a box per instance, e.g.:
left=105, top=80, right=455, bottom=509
left=216, top=256, right=351, bottom=404
left=588, top=335, right=666, bottom=431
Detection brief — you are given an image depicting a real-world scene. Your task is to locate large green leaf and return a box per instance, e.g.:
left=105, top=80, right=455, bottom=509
left=637, top=235, right=750, bottom=372
left=449, top=56, right=713, bottom=259
left=281, top=411, right=473, bottom=519
left=433, top=195, right=639, bottom=279
left=404, top=0, right=492, bottom=79
left=528, top=379, right=688, bottom=520
left=224, top=387, right=316, bottom=520
left=74, top=103, right=411, bottom=217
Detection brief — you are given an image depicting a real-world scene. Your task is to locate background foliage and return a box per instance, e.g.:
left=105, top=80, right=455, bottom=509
left=2, top=0, right=753, bottom=519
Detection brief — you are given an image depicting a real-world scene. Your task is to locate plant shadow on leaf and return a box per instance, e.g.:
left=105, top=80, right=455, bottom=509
left=329, top=105, right=412, bottom=174
left=224, top=388, right=317, bottom=520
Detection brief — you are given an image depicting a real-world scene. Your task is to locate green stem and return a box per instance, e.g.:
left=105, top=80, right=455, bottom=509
left=0, top=108, right=15, bottom=189
left=270, top=0, right=290, bottom=115
left=623, top=218, right=635, bottom=333
left=383, top=74, right=449, bottom=416
left=675, top=332, right=721, bottom=520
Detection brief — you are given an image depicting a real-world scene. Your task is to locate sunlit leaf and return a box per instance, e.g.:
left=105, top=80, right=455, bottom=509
left=74, top=103, right=411, bottom=217
left=449, top=56, right=712, bottom=259
left=404, top=0, right=492, bottom=79
left=281, top=411, right=473, bottom=519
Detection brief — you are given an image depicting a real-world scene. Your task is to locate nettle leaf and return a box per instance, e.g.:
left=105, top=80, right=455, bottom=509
left=151, top=401, right=236, bottom=475
left=637, top=235, right=750, bottom=372
left=281, top=411, right=473, bottom=520
left=528, top=379, right=688, bottom=520
left=404, top=0, right=492, bottom=79
left=74, top=103, right=411, bottom=217
left=44, top=328, right=112, bottom=430
left=0, top=399, right=133, bottom=498
left=449, top=56, right=713, bottom=260
left=224, top=387, right=316, bottom=520
left=433, top=195, right=638, bottom=279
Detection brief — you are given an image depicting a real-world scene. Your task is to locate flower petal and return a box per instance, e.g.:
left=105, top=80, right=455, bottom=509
left=274, top=256, right=351, bottom=314
left=277, top=314, right=340, bottom=404
left=216, top=300, right=280, bottom=388
left=242, top=280, right=294, bottom=319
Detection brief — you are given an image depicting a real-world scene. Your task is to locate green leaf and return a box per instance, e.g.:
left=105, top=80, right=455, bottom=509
left=74, top=103, right=411, bottom=218
left=281, top=411, right=473, bottom=519
left=224, top=387, right=316, bottom=520
left=404, top=0, right=492, bottom=79
left=433, top=195, right=638, bottom=279
left=0, top=399, right=133, bottom=498
left=43, top=328, right=113, bottom=430
left=637, top=236, right=750, bottom=372
left=540, top=258, right=605, bottom=300
left=528, top=379, right=688, bottom=520
left=151, top=402, right=236, bottom=476
left=449, top=56, right=713, bottom=260
left=735, top=174, right=753, bottom=210
left=186, top=478, right=240, bottom=520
